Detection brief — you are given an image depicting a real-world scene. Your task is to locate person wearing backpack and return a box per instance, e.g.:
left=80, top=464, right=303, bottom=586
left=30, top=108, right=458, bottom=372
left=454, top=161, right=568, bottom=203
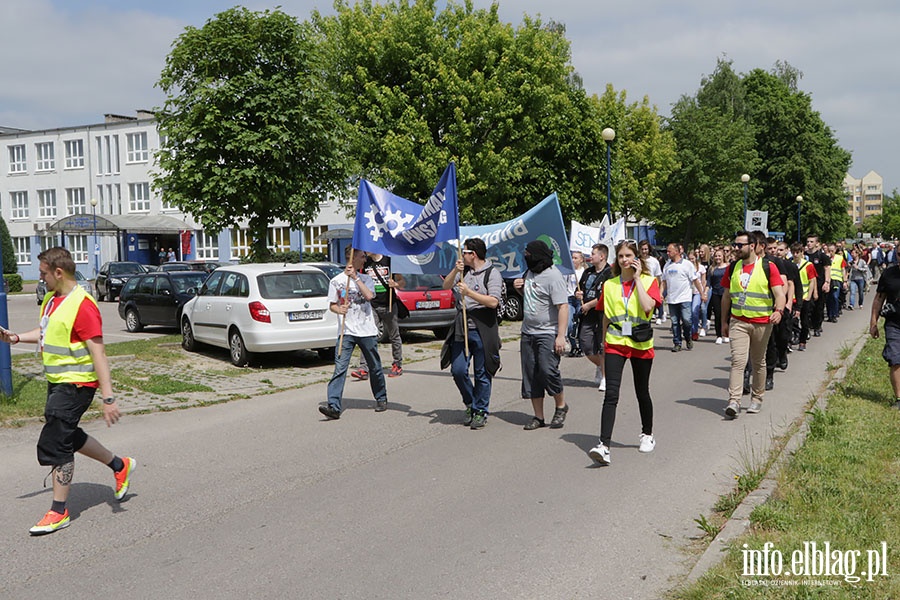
left=575, top=243, right=611, bottom=390
left=440, top=238, right=503, bottom=430
left=722, top=231, right=786, bottom=418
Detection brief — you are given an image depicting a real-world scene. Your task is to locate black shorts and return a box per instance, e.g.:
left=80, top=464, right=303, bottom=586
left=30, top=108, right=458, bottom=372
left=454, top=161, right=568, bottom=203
left=520, top=333, right=564, bottom=398
left=578, top=320, right=604, bottom=356
left=37, top=383, right=96, bottom=466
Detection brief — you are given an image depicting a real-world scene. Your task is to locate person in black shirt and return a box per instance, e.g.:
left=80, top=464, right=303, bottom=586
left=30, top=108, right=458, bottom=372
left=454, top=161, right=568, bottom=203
left=870, top=264, right=900, bottom=410
left=351, top=253, right=406, bottom=379
left=804, top=234, right=831, bottom=336
left=575, top=244, right=612, bottom=391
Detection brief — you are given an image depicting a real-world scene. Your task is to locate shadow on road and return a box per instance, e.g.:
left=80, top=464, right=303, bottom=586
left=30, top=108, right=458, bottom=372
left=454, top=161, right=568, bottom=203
left=675, top=396, right=727, bottom=416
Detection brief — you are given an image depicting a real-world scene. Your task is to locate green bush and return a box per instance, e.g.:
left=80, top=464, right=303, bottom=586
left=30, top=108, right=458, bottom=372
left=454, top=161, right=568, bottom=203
left=3, top=273, right=22, bottom=293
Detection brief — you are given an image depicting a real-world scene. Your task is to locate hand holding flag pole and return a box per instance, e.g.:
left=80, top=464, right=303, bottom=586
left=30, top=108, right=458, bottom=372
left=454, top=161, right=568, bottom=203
left=457, top=240, right=469, bottom=357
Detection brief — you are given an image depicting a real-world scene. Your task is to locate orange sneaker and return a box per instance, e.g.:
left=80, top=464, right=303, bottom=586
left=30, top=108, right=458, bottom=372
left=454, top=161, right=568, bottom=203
left=29, top=509, right=70, bottom=535
left=114, top=457, right=136, bottom=501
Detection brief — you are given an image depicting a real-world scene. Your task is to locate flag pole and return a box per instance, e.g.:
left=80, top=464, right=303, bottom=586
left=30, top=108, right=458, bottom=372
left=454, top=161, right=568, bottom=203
left=338, top=254, right=352, bottom=356
left=458, top=239, right=469, bottom=357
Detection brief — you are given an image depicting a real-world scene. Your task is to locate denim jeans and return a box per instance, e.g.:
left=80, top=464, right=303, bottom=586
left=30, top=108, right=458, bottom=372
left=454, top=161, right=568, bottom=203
left=668, top=301, right=692, bottom=346
left=826, top=285, right=841, bottom=320
left=690, top=293, right=702, bottom=335
left=566, top=295, right=582, bottom=350
left=849, top=278, right=866, bottom=307
left=327, top=334, right=386, bottom=412
left=450, top=327, right=492, bottom=413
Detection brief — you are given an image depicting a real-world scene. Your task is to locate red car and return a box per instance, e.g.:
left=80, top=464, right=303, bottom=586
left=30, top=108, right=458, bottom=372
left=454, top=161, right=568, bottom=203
left=385, top=273, right=456, bottom=340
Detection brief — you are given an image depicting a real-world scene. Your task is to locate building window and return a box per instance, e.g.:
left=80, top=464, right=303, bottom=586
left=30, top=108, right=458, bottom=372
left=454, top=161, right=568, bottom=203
left=13, top=237, right=30, bottom=264
left=230, top=228, right=251, bottom=260
left=161, top=192, right=177, bottom=211
left=302, top=225, right=329, bottom=255
left=38, top=189, right=57, bottom=218
left=865, top=195, right=881, bottom=201
left=10, top=191, right=29, bottom=219
left=66, top=187, right=86, bottom=215
left=867, top=185, right=878, bottom=191
left=267, top=226, right=291, bottom=253
left=64, top=139, right=85, bottom=169
left=195, top=230, right=219, bottom=260
left=126, top=132, right=149, bottom=163
left=129, top=182, right=151, bottom=212
left=40, top=234, right=62, bottom=252
left=35, top=142, right=55, bottom=171
left=69, top=235, right=88, bottom=263
left=8, top=144, right=26, bottom=173
left=95, top=135, right=120, bottom=174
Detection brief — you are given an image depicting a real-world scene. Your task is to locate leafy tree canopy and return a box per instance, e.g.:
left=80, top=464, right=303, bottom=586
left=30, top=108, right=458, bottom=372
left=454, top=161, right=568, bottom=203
left=154, top=7, right=351, bottom=260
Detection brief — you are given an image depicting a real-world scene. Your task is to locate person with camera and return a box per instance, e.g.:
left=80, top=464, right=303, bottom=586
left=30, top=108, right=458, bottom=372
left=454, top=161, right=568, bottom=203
left=588, top=240, right=662, bottom=465
left=869, top=262, right=900, bottom=410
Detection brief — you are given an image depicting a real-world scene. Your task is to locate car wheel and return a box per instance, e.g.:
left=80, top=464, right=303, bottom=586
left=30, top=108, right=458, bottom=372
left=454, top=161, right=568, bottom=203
left=181, top=318, right=197, bottom=352
left=504, top=294, right=523, bottom=321
left=229, top=328, right=250, bottom=367
left=317, top=347, right=335, bottom=361
left=125, top=308, right=143, bottom=333
left=432, top=327, right=450, bottom=340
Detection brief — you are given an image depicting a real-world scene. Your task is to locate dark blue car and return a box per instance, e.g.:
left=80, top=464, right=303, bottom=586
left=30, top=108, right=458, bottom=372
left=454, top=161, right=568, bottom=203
left=118, top=271, right=208, bottom=332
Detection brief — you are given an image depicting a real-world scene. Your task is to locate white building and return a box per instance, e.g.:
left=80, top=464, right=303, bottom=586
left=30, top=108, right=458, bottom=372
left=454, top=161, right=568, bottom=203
left=0, top=112, right=353, bottom=280
left=844, top=170, right=884, bottom=225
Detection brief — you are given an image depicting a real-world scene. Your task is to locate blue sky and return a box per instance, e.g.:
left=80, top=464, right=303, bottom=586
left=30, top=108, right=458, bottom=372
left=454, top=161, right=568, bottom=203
left=2, top=0, right=897, bottom=192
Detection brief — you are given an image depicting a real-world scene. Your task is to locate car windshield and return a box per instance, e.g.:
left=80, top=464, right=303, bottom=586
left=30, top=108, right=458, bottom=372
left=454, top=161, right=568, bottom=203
left=110, top=263, right=144, bottom=276
left=171, top=273, right=207, bottom=293
left=400, top=273, right=445, bottom=291
left=311, top=264, right=343, bottom=279
left=258, top=271, right=329, bottom=299
left=75, top=271, right=86, bottom=281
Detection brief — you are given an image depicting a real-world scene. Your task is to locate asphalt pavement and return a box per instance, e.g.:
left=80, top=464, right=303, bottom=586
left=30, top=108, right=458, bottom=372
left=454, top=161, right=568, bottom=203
left=0, top=305, right=871, bottom=599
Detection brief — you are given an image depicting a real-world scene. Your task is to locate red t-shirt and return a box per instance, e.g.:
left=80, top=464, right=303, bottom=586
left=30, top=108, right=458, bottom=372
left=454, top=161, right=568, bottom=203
left=597, top=278, right=663, bottom=359
left=43, top=293, right=104, bottom=388
left=721, top=261, right=784, bottom=324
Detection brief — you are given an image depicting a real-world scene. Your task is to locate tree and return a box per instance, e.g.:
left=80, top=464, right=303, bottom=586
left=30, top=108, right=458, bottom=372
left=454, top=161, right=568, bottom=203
left=154, top=7, right=351, bottom=260
left=313, top=0, right=608, bottom=224
left=877, top=190, right=900, bottom=239
left=0, top=216, right=15, bottom=273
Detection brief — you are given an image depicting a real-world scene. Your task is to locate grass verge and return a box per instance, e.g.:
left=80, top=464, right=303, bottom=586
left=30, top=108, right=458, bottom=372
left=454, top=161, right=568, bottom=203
left=673, top=329, right=900, bottom=598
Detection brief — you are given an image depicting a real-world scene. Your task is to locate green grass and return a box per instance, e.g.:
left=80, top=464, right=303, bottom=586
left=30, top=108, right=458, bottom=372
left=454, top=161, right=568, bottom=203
left=673, top=330, right=900, bottom=598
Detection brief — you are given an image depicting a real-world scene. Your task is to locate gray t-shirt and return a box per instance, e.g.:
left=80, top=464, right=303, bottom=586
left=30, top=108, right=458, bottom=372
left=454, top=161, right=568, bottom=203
left=521, top=266, right=569, bottom=335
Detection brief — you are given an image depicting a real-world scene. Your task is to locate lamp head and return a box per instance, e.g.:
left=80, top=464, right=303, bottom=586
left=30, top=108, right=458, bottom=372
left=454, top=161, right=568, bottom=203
left=601, top=127, right=616, bottom=142
left=741, top=174, right=750, bottom=184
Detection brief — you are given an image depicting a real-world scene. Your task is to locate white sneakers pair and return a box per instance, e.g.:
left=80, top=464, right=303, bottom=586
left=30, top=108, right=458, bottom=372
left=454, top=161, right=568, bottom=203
left=589, top=434, right=655, bottom=465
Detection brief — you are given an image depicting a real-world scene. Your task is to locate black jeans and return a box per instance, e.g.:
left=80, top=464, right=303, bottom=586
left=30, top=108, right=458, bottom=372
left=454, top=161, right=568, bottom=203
left=709, top=293, right=724, bottom=338
left=600, top=353, right=653, bottom=446
left=810, top=289, right=826, bottom=330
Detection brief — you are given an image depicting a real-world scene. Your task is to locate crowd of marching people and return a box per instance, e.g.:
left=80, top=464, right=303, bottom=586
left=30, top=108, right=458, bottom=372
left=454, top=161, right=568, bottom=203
left=317, top=233, right=896, bottom=467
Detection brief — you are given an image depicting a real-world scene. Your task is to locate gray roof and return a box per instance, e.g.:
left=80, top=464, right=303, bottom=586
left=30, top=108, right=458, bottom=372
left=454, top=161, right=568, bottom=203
left=47, top=213, right=190, bottom=234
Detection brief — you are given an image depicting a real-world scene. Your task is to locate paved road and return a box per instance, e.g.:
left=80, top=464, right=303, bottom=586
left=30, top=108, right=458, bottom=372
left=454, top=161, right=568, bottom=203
left=0, top=307, right=870, bottom=599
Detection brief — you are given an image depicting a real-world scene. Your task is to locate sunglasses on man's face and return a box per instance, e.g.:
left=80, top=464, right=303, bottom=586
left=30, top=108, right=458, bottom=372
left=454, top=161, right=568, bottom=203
left=732, top=242, right=750, bottom=249
left=462, top=250, right=475, bottom=255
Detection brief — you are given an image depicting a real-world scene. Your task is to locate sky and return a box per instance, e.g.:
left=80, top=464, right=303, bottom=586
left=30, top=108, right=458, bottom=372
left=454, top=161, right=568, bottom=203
left=2, top=0, right=898, bottom=192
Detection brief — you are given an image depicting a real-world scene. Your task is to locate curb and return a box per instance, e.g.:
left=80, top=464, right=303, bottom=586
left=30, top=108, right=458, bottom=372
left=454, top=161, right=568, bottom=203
left=684, top=327, right=870, bottom=583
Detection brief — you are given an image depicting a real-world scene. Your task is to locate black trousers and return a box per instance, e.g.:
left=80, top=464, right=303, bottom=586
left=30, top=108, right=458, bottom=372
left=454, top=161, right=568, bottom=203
left=600, top=353, right=653, bottom=446
left=709, top=293, right=724, bottom=338
left=810, top=289, right=826, bottom=330
left=799, top=300, right=812, bottom=343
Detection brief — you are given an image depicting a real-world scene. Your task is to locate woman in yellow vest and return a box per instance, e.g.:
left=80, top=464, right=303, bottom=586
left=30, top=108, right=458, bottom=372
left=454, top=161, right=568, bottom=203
left=826, top=243, right=847, bottom=322
left=588, top=240, right=663, bottom=465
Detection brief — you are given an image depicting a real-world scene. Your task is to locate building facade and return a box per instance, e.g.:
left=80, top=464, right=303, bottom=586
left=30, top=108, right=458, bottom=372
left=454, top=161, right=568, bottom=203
left=0, top=112, right=352, bottom=280
left=844, top=170, right=883, bottom=225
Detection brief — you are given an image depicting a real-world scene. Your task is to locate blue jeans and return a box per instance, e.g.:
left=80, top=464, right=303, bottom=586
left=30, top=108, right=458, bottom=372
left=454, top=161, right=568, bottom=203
left=826, top=285, right=841, bottom=320
left=567, top=295, right=582, bottom=350
left=669, top=301, right=692, bottom=346
left=849, top=278, right=866, bottom=307
left=450, top=328, right=492, bottom=413
left=690, top=293, right=702, bottom=335
left=326, top=334, right=386, bottom=412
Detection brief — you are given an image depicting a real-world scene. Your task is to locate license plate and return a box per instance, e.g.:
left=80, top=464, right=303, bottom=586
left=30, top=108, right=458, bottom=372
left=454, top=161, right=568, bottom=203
left=288, top=310, right=324, bottom=321
left=415, top=300, right=440, bottom=309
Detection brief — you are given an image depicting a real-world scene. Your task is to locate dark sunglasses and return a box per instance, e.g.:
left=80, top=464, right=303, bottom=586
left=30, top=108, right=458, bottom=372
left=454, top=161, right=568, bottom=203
left=732, top=242, right=750, bottom=249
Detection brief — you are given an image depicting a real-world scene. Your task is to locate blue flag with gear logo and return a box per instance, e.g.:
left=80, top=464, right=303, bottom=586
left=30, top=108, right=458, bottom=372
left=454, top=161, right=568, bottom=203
left=352, top=163, right=459, bottom=256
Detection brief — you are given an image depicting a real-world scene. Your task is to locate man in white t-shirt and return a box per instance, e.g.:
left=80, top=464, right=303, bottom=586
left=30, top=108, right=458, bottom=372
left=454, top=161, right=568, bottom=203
left=319, top=246, right=388, bottom=419
left=661, top=243, right=705, bottom=351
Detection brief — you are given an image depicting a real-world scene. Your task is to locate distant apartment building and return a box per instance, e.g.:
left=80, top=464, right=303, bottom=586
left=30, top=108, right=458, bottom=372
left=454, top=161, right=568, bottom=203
left=844, top=170, right=883, bottom=225
left=0, top=112, right=352, bottom=280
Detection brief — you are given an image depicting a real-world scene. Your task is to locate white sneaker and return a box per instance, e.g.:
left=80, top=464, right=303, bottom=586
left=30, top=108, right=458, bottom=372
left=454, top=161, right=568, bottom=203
left=655, top=318, right=662, bottom=325
left=699, top=328, right=706, bottom=337
left=598, top=377, right=606, bottom=392
left=723, top=337, right=730, bottom=343
left=715, top=337, right=723, bottom=345
left=589, top=443, right=611, bottom=465
left=639, top=433, right=656, bottom=453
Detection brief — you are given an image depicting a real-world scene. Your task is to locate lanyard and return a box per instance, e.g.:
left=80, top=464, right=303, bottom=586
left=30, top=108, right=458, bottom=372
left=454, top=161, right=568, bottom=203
left=622, top=279, right=636, bottom=320
left=739, top=259, right=759, bottom=292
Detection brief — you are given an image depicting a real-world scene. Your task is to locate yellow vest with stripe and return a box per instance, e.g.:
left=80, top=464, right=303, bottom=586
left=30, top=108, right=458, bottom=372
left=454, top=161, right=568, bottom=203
left=830, top=255, right=845, bottom=282
left=603, top=273, right=655, bottom=351
left=41, top=285, right=98, bottom=384
left=729, top=258, right=773, bottom=318
left=797, top=260, right=812, bottom=299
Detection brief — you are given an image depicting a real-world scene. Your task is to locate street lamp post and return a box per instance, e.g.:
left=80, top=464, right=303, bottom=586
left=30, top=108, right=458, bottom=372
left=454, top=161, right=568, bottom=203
left=796, top=195, right=803, bottom=242
left=90, top=197, right=99, bottom=278
left=602, top=127, right=616, bottom=222
left=741, top=173, right=750, bottom=228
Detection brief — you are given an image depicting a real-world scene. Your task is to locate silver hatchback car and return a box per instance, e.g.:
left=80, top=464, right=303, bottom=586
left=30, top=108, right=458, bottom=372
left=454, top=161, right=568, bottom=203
left=179, top=263, right=339, bottom=366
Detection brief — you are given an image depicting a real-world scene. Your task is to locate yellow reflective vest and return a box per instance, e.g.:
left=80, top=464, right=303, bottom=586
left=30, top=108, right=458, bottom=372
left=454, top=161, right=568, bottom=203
left=603, top=273, right=656, bottom=352
left=41, top=285, right=98, bottom=384
left=797, top=260, right=812, bottom=300
left=830, top=254, right=845, bottom=282
left=729, top=258, right=774, bottom=319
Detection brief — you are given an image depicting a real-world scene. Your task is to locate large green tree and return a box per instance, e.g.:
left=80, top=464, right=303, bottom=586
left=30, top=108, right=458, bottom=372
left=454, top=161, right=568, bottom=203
left=313, top=0, right=608, bottom=224
left=154, top=7, right=350, bottom=259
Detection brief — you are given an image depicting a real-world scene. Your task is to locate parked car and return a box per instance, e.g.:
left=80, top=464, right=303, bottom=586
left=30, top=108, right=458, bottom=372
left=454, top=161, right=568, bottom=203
left=117, top=271, right=208, bottom=332
left=153, top=262, right=194, bottom=272
left=501, top=278, right=523, bottom=321
left=389, top=272, right=456, bottom=340
left=95, top=261, right=147, bottom=302
left=304, top=261, right=345, bottom=280
left=186, top=260, right=228, bottom=274
left=180, top=263, right=339, bottom=366
left=36, top=270, right=93, bottom=304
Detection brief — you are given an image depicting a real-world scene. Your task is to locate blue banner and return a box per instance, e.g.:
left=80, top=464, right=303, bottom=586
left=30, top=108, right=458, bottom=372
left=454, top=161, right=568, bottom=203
left=391, top=193, right=575, bottom=277
left=351, top=163, right=459, bottom=256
